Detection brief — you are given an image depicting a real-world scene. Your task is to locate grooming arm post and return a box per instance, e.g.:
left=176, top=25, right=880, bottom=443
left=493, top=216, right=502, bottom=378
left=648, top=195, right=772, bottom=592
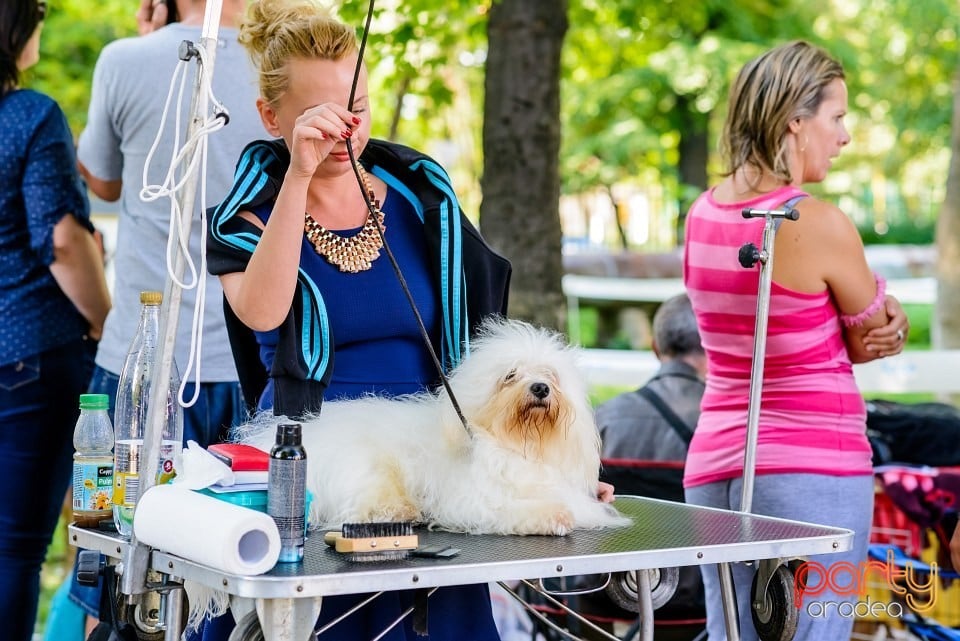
left=737, top=205, right=798, bottom=515
left=119, top=0, right=224, bottom=599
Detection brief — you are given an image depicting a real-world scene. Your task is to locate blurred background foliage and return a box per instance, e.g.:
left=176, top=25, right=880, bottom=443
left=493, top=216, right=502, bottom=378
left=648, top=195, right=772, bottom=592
left=27, top=0, right=960, bottom=249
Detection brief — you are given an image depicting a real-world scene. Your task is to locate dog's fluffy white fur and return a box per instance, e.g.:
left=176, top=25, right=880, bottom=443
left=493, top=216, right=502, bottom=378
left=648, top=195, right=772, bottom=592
left=185, top=319, right=628, bottom=628
left=240, top=317, right=629, bottom=536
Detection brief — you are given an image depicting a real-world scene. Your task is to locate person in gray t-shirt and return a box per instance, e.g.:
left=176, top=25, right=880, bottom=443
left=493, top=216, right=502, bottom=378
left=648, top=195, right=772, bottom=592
left=76, top=0, right=262, bottom=446
left=595, top=293, right=706, bottom=462
left=66, top=0, right=263, bottom=633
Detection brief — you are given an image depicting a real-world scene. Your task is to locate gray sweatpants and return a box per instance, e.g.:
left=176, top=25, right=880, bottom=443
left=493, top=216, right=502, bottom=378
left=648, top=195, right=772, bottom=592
left=685, top=473, right=874, bottom=641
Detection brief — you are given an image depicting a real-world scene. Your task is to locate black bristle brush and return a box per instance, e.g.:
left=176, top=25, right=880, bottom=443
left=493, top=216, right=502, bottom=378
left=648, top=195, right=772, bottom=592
left=324, top=522, right=419, bottom=562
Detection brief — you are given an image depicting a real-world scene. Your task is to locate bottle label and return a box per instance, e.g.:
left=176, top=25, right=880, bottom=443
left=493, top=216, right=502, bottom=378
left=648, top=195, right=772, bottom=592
left=114, top=439, right=178, bottom=497
left=73, top=460, right=113, bottom=512
left=115, top=439, right=142, bottom=475
left=158, top=441, right=179, bottom=484
left=268, top=458, right=306, bottom=549
left=113, top=471, right=140, bottom=509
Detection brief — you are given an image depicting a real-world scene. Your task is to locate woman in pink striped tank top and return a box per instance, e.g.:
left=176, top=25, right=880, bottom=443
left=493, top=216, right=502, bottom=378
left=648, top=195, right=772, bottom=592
left=682, top=41, right=910, bottom=641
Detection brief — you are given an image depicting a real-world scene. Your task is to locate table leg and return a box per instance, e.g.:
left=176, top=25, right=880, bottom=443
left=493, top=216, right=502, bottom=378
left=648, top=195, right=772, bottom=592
left=718, top=562, right=741, bottom=641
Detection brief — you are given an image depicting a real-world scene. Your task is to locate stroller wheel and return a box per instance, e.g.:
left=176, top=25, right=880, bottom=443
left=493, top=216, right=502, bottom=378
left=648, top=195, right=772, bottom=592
left=750, top=564, right=798, bottom=641
left=605, top=567, right=680, bottom=612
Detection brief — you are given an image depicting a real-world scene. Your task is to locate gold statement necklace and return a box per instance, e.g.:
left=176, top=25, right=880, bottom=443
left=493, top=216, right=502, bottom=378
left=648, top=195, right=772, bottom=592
left=304, top=163, right=385, bottom=273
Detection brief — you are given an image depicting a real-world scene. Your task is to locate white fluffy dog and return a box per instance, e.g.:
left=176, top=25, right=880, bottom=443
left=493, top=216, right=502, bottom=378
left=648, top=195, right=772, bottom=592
left=184, top=319, right=628, bottom=629
left=241, top=317, right=629, bottom=536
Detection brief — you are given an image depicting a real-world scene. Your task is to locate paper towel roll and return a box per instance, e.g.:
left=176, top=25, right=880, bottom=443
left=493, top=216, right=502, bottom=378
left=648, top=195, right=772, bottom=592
left=134, top=485, right=281, bottom=575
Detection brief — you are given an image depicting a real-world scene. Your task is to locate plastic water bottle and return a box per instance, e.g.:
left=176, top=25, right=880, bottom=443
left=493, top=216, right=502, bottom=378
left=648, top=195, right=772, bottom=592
left=72, top=394, right=114, bottom=528
left=268, top=423, right=307, bottom=563
left=112, top=291, right=184, bottom=536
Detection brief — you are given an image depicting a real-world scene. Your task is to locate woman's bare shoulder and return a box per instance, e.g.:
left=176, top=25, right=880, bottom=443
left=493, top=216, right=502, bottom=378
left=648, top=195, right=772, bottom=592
left=791, top=197, right=861, bottom=247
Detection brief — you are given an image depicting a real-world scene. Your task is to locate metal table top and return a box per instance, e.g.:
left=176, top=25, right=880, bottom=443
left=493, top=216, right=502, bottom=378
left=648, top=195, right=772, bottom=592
left=70, top=495, right=851, bottom=600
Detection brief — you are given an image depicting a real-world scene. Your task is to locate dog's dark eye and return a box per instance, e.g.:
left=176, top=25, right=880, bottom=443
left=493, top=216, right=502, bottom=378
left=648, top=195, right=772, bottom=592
left=503, top=369, right=517, bottom=383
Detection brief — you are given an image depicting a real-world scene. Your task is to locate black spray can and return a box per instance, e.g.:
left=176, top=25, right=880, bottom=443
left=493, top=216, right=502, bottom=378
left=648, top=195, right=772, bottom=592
left=268, top=423, right=307, bottom=563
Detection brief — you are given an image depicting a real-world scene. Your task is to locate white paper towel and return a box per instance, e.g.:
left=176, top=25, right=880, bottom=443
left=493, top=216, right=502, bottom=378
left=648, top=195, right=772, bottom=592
left=134, top=484, right=280, bottom=575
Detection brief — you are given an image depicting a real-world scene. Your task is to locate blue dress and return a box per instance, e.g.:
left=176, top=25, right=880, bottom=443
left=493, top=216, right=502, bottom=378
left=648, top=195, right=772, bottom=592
left=200, top=186, right=500, bottom=640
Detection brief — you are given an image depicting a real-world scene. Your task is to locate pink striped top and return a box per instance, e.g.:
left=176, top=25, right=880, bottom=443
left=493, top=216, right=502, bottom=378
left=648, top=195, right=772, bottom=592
left=682, top=185, right=873, bottom=488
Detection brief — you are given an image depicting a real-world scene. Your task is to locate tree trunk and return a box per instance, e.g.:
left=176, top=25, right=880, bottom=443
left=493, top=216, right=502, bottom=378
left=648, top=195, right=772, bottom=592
left=676, top=93, right=709, bottom=246
left=387, top=74, right=411, bottom=142
left=935, top=66, right=960, bottom=380
left=480, top=0, right=568, bottom=332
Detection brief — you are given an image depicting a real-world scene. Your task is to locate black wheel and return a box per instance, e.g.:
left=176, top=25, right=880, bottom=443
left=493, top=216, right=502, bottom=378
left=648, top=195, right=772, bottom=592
left=228, top=610, right=319, bottom=641
left=751, top=564, right=798, bottom=641
left=605, top=567, right=680, bottom=613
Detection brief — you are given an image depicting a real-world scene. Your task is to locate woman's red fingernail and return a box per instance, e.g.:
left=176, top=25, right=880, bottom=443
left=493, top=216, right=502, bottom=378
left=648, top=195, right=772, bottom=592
left=353, top=117, right=361, bottom=125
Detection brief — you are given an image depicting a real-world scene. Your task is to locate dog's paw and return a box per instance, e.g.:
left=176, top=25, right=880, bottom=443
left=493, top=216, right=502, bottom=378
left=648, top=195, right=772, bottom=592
left=511, top=504, right=574, bottom=536
left=547, top=509, right=575, bottom=536
left=356, top=502, right=423, bottom=524
left=569, top=498, right=632, bottom=531
left=353, top=467, right=423, bottom=523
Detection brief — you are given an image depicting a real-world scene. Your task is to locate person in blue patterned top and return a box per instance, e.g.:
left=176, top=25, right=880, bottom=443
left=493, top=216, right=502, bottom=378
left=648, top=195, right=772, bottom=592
left=0, top=2, right=111, bottom=640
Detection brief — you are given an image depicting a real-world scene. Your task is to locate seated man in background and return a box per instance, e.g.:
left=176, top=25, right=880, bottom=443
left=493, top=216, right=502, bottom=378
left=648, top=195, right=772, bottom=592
left=573, top=293, right=706, bottom=640
left=595, top=292, right=705, bottom=462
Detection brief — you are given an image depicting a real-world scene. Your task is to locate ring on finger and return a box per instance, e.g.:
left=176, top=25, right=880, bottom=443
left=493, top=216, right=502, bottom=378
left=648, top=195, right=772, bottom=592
left=896, top=329, right=905, bottom=342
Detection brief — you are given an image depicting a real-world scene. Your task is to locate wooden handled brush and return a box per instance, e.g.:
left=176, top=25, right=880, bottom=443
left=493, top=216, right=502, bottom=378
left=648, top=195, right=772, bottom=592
left=324, top=522, right=418, bottom=562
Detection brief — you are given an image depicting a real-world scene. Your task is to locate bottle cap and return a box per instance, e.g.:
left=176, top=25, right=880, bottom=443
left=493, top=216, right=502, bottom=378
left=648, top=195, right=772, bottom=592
left=275, top=423, right=302, bottom=447
left=79, top=393, right=109, bottom=411
left=140, top=291, right=163, bottom=305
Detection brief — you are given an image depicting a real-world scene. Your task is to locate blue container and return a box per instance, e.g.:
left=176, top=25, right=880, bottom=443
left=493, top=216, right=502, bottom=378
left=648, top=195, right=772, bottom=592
left=196, top=487, right=268, bottom=512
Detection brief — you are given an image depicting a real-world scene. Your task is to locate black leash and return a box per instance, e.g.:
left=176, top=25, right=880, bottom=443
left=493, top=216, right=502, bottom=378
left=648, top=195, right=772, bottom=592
left=343, top=0, right=469, bottom=433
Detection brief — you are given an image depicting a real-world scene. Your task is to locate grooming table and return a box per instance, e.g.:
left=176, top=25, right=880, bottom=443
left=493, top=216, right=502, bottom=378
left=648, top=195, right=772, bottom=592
left=69, top=495, right=852, bottom=641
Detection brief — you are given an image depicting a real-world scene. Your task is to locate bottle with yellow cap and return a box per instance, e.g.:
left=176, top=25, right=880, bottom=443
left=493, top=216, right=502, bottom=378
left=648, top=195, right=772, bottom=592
left=112, top=291, right=184, bottom=536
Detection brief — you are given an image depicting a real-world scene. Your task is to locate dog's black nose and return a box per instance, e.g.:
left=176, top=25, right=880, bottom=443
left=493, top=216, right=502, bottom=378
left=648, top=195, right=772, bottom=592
left=530, top=382, right=550, bottom=399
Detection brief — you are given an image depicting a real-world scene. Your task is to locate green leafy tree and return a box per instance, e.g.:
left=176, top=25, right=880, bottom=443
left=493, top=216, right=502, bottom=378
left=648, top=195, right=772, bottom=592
left=336, top=1, right=489, bottom=215
left=29, top=0, right=137, bottom=134
left=816, top=0, right=959, bottom=232
left=25, top=0, right=960, bottom=335
left=561, top=0, right=822, bottom=249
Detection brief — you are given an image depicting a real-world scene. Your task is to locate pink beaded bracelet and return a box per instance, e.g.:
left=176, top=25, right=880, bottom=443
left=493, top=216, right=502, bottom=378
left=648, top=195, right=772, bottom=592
left=840, top=273, right=887, bottom=327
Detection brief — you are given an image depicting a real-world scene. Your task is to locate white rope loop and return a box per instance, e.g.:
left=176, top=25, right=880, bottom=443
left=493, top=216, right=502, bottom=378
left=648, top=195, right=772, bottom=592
left=139, top=42, right=228, bottom=409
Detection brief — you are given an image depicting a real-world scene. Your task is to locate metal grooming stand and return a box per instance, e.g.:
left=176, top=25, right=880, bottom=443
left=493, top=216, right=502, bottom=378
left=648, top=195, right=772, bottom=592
left=70, top=494, right=851, bottom=641
left=70, top=1, right=226, bottom=639
left=713, top=203, right=801, bottom=641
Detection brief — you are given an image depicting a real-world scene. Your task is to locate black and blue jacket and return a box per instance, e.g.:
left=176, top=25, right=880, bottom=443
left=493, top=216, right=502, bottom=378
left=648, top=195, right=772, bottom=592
left=207, top=138, right=512, bottom=418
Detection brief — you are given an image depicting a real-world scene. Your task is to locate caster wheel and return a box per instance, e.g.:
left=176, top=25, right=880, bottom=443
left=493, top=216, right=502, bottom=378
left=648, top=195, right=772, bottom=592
left=114, top=601, right=164, bottom=641
left=751, top=564, right=798, bottom=641
left=605, top=567, right=680, bottom=613
left=228, top=611, right=263, bottom=641
left=228, top=610, right=319, bottom=641
left=111, top=571, right=179, bottom=641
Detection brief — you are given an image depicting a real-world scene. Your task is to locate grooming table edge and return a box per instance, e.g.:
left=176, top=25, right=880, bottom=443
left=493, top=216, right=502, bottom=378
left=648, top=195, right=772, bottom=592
left=69, top=495, right=852, bottom=600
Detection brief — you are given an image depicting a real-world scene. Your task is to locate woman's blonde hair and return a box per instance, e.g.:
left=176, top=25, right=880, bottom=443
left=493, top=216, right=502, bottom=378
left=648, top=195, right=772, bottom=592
left=238, top=0, right=358, bottom=105
left=720, top=40, right=845, bottom=184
